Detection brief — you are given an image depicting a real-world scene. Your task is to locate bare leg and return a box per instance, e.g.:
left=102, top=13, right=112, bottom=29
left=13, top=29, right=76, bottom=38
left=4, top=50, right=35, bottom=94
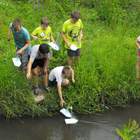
left=75, top=56, right=80, bottom=65
left=67, top=56, right=75, bottom=66
left=32, top=66, right=41, bottom=87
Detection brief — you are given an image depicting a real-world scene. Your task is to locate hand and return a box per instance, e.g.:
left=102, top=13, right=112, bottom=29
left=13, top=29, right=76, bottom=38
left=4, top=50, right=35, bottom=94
left=60, top=99, right=66, bottom=107
left=17, top=49, right=23, bottom=55
left=72, top=79, right=75, bottom=84
left=33, top=36, right=38, bottom=40
left=26, top=72, right=32, bottom=80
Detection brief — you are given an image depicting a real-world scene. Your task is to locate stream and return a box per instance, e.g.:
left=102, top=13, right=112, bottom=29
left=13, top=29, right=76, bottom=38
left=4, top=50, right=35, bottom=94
left=0, top=104, right=140, bottom=140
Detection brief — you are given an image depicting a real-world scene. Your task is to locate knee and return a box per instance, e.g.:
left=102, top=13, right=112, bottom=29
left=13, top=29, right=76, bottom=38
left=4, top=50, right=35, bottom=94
left=62, top=79, right=70, bottom=86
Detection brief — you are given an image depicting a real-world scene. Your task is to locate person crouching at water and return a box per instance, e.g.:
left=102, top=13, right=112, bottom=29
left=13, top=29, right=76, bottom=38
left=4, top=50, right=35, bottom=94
left=48, top=66, right=75, bottom=107
left=26, top=44, right=50, bottom=94
left=8, top=18, right=31, bottom=70
left=136, top=36, right=140, bottom=80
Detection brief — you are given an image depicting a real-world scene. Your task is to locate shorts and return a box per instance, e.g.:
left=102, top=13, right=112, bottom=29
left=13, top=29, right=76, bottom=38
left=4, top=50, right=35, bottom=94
left=67, top=49, right=80, bottom=57
left=32, top=59, right=45, bottom=69
left=48, top=79, right=57, bottom=87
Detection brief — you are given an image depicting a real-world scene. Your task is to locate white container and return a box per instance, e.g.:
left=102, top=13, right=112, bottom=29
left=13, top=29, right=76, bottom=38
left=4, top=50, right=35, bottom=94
left=70, top=44, right=78, bottom=51
left=48, top=42, right=59, bottom=51
left=12, top=57, right=21, bottom=67
left=60, top=108, right=72, bottom=118
left=65, top=118, right=78, bottom=124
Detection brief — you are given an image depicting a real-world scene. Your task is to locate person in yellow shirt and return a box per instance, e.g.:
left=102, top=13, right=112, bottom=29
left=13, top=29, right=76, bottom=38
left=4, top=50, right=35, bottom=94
left=32, top=17, right=55, bottom=45
left=61, top=11, right=83, bottom=65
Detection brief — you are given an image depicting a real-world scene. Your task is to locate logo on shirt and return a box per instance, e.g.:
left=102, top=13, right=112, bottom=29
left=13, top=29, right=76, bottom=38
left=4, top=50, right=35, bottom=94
left=40, top=32, right=46, bottom=37
left=68, top=26, right=80, bottom=41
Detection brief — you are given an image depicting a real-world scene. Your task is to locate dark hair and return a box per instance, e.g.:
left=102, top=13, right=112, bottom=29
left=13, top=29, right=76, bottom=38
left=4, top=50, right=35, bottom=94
left=12, top=18, right=22, bottom=27
left=41, top=17, right=49, bottom=25
left=39, top=44, right=50, bottom=54
left=62, top=66, right=71, bottom=74
left=71, top=11, right=80, bottom=20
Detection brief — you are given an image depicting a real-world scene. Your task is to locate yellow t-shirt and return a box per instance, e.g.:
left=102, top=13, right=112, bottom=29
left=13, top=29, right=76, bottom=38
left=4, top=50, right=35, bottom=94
left=32, top=26, right=53, bottom=44
left=62, top=19, right=83, bottom=49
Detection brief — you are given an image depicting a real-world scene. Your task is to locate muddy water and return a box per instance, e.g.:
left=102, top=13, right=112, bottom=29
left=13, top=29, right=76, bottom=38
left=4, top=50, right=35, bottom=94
left=0, top=104, right=140, bottom=140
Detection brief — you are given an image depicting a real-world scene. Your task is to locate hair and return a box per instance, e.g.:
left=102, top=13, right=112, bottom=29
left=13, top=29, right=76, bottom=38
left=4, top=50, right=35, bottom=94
left=41, top=17, right=49, bottom=25
left=71, top=11, right=80, bottom=20
left=62, top=66, right=71, bottom=74
left=12, top=18, right=22, bottom=27
left=39, top=44, right=50, bottom=54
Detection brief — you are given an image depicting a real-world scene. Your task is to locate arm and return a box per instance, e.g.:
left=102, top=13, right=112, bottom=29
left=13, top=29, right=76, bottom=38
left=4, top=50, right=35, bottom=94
left=78, top=20, right=84, bottom=42
left=43, top=57, right=49, bottom=74
left=71, top=68, right=75, bottom=83
left=31, top=28, right=39, bottom=40
left=43, top=58, right=49, bottom=87
left=61, top=32, right=70, bottom=47
left=17, top=40, right=30, bottom=55
left=57, top=83, right=65, bottom=107
left=31, top=35, right=38, bottom=40
left=7, top=28, right=12, bottom=41
left=50, top=29, right=55, bottom=42
left=50, top=34, right=55, bottom=42
left=26, top=59, right=33, bottom=79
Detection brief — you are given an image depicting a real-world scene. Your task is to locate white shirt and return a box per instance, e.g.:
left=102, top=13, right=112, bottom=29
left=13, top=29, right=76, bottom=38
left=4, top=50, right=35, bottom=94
left=49, top=66, right=64, bottom=85
left=30, top=45, right=48, bottom=62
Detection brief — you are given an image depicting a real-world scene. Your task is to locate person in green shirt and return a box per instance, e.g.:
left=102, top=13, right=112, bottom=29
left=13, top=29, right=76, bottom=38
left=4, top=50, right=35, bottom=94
left=31, top=17, right=55, bottom=45
left=8, top=19, right=31, bottom=70
left=61, top=11, right=83, bottom=65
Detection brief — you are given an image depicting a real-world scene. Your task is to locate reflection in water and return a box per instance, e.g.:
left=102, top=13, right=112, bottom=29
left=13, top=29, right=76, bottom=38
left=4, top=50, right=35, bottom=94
left=0, top=104, right=140, bottom=140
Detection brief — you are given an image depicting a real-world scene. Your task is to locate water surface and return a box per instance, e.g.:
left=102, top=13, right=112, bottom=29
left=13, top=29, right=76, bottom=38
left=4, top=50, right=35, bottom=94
left=0, top=104, right=140, bottom=140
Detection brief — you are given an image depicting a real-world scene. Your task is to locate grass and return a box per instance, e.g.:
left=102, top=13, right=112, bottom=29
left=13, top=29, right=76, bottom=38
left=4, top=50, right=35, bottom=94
left=116, top=120, right=140, bottom=140
left=0, top=0, right=140, bottom=118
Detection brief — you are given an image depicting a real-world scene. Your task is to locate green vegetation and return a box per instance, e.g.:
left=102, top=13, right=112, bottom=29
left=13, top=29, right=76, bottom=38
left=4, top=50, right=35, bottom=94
left=0, top=0, right=140, bottom=118
left=116, top=120, right=140, bottom=140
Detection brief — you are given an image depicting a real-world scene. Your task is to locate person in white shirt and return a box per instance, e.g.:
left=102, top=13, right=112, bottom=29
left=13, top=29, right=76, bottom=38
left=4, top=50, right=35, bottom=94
left=26, top=44, right=50, bottom=94
left=49, top=66, right=75, bottom=107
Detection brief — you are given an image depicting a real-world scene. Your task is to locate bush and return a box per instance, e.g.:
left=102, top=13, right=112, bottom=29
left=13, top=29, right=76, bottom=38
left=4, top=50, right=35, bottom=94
left=0, top=0, right=140, bottom=118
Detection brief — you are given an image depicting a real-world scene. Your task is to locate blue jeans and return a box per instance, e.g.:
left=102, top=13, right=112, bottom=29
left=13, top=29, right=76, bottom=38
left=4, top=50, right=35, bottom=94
left=17, top=48, right=30, bottom=68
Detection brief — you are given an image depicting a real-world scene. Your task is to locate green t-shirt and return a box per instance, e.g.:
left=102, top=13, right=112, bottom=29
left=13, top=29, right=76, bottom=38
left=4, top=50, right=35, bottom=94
left=62, top=19, right=83, bottom=49
left=32, top=26, right=53, bottom=44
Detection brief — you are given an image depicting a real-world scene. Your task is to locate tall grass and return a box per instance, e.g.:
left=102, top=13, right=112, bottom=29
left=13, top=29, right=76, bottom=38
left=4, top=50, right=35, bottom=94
left=116, top=120, right=140, bottom=140
left=0, top=0, right=140, bottom=118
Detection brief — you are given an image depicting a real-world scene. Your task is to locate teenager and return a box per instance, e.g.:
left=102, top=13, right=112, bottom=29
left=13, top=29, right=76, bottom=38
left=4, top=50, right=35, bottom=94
left=26, top=44, right=50, bottom=94
left=31, top=17, right=55, bottom=44
left=49, top=66, right=75, bottom=107
left=61, top=11, right=83, bottom=65
left=8, top=18, right=31, bottom=70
